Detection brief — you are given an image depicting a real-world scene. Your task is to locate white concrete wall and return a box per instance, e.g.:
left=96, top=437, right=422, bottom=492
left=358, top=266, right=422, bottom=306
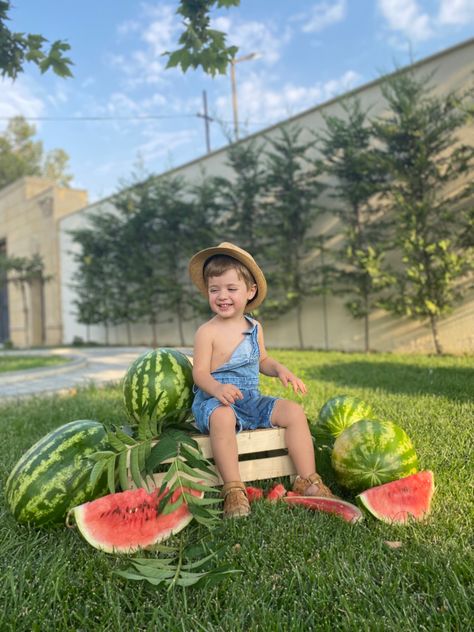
left=59, top=40, right=474, bottom=353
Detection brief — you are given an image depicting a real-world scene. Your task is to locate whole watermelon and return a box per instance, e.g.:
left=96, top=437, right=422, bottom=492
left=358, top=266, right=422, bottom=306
left=5, top=420, right=109, bottom=525
left=314, top=395, right=373, bottom=445
left=123, top=348, right=194, bottom=425
left=331, top=419, right=418, bottom=491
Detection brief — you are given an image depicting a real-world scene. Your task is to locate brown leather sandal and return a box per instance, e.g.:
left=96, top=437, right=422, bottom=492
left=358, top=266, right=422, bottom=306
left=292, top=473, right=339, bottom=498
left=221, top=481, right=250, bottom=519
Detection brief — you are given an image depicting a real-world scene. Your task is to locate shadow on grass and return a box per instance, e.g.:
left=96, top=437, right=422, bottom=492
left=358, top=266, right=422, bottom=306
left=305, top=360, right=474, bottom=402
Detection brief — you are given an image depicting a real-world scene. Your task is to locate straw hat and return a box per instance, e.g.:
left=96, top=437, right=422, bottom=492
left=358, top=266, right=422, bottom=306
left=188, top=242, right=267, bottom=311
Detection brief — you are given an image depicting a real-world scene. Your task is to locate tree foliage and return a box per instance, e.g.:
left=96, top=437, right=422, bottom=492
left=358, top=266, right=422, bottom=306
left=318, top=98, right=390, bottom=351
left=0, top=1, right=73, bottom=79
left=0, top=116, right=73, bottom=190
left=261, top=126, right=324, bottom=347
left=373, top=72, right=473, bottom=354
left=165, top=0, right=239, bottom=76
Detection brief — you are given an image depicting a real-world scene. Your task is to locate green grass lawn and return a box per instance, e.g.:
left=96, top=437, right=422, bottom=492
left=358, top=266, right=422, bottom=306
left=0, top=351, right=473, bottom=631
left=0, top=355, right=68, bottom=373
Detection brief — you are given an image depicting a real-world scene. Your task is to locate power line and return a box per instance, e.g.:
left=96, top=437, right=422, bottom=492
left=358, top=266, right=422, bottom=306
left=0, top=114, right=197, bottom=121
left=0, top=113, right=268, bottom=125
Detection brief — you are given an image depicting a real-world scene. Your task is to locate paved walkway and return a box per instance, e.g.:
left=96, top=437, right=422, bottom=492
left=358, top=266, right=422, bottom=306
left=0, top=347, right=193, bottom=400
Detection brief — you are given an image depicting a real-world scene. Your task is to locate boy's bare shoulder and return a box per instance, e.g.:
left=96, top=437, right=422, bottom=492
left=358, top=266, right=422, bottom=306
left=194, top=319, right=217, bottom=340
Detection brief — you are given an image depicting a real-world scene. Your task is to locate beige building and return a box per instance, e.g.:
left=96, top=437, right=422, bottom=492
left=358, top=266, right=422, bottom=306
left=0, top=177, right=88, bottom=346
left=59, top=38, right=474, bottom=354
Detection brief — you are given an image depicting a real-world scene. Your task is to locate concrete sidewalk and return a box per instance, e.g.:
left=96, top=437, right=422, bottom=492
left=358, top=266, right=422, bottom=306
left=0, top=347, right=193, bottom=400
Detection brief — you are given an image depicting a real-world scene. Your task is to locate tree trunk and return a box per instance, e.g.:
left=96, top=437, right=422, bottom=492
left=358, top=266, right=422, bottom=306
left=364, top=293, right=370, bottom=353
left=20, top=281, right=29, bottom=347
left=150, top=316, right=157, bottom=348
left=177, top=311, right=185, bottom=346
left=296, top=301, right=304, bottom=349
left=429, top=314, right=443, bottom=355
left=126, top=321, right=132, bottom=345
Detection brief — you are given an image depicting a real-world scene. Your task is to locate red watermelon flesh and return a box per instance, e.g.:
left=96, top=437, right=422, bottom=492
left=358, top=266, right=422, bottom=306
left=283, top=495, right=364, bottom=524
left=356, top=470, right=434, bottom=524
left=70, top=486, right=201, bottom=554
left=246, top=486, right=264, bottom=502
left=266, top=483, right=287, bottom=501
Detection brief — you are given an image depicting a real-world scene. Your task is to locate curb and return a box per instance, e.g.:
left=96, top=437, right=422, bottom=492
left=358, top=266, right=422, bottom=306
left=0, top=354, right=88, bottom=384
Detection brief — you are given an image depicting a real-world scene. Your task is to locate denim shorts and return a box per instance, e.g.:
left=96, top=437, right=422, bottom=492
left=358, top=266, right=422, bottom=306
left=192, top=388, right=280, bottom=434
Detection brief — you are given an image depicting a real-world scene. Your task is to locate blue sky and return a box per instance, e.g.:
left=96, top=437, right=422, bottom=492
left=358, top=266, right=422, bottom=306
left=2, top=1, right=473, bottom=202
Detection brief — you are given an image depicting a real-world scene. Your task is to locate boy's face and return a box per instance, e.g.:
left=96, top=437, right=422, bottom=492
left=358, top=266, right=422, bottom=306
left=207, top=268, right=256, bottom=318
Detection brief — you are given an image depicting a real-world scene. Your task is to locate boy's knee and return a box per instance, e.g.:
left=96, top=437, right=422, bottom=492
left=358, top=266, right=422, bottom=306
left=273, top=399, right=307, bottom=427
left=209, top=406, right=237, bottom=431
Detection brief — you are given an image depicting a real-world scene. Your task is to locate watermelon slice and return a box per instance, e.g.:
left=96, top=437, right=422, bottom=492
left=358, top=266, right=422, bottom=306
left=283, top=495, right=364, bottom=524
left=356, top=470, right=434, bottom=524
left=266, top=483, right=287, bottom=501
left=246, top=486, right=264, bottom=502
left=68, top=486, right=202, bottom=554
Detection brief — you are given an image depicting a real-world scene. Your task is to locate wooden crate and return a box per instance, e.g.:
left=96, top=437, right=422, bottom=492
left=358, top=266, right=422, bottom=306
left=142, top=427, right=296, bottom=487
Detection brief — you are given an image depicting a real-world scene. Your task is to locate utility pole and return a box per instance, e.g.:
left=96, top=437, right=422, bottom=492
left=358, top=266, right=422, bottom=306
left=197, top=90, right=213, bottom=153
left=229, top=52, right=258, bottom=141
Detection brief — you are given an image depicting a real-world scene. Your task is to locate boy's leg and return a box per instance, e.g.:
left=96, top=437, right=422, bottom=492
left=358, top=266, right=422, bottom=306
left=209, top=406, right=241, bottom=482
left=271, top=399, right=338, bottom=497
left=271, top=399, right=315, bottom=479
left=209, top=406, right=250, bottom=518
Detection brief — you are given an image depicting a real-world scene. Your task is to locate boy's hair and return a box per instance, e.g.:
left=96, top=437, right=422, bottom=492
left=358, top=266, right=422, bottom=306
left=203, top=255, right=256, bottom=290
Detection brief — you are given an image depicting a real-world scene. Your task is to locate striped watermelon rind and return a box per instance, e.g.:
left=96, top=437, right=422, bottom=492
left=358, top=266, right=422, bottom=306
left=5, top=419, right=109, bottom=525
left=331, top=418, right=418, bottom=491
left=123, top=348, right=194, bottom=425
left=314, top=395, right=373, bottom=445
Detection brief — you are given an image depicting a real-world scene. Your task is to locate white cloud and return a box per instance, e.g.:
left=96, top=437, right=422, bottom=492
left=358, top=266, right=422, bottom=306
left=113, top=3, right=181, bottom=86
left=377, top=0, right=434, bottom=41
left=215, top=69, right=362, bottom=129
left=0, top=78, right=45, bottom=129
left=212, top=16, right=289, bottom=64
left=438, top=0, right=474, bottom=25
left=137, top=128, right=197, bottom=163
left=294, top=0, right=347, bottom=34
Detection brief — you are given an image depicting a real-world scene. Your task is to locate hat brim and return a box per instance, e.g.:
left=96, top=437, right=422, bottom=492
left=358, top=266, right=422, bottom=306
left=188, top=243, right=267, bottom=311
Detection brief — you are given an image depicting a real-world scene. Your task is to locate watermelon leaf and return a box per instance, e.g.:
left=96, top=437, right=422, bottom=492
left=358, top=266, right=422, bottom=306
left=114, top=426, right=137, bottom=446
left=106, top=456, right=117, bottom=493
left=129, top=446, right=143, bottom=489
left=89, top=457, right=109, bottom=490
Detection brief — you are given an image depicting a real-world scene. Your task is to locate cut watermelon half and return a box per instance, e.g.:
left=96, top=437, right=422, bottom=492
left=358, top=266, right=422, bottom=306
left=283, top=495, right=363, bottom=524
left=69, top=486, right=202, bottom=554
left=356, top=470, right=434, bottom=524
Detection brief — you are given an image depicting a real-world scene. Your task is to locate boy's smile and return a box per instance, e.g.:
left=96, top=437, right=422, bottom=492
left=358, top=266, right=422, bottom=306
left=207, top=269, right=256, bottom=318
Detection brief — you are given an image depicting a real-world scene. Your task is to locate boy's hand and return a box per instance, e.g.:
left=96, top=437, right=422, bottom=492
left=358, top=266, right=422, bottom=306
left=277, top=367, right=307, bottom=395
left=214, top=383, right=244, bottom=406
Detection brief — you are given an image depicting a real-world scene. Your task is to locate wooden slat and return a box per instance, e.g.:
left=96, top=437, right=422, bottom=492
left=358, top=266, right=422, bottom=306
left=191, top=427, right=287, bottom=459
left=143, top=454, right=296, bottom=488
left=127, top=427, right=296, bottom=489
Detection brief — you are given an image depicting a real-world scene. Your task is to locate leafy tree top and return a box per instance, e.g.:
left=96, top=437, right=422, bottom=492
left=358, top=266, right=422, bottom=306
left=0, top=1, right=73, bottom=79
left=165, top=0, right=239, bottom=75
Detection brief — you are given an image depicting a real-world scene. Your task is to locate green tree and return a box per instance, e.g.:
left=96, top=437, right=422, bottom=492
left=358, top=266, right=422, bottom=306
left=165, top=0, right=239, bottom=76
left=318, top=98, right=389, bottom=352
left=214, top=139, right=268, bottom=253
left=0, top=1, right=72, bottom=79
left=70, top=224, right=116, bottom=345
left=0, top=116, right=73, bottom=189
left=262, top=126, right=324, bottom=348
left=373, top=71, right=474, bottom=354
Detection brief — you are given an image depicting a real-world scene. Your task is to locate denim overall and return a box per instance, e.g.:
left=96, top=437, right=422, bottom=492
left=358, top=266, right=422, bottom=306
left=192, top=315, right=280, bottom=434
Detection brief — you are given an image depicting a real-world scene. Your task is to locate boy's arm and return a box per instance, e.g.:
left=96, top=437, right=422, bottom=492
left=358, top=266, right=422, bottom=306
left=257, top=322, right=307, bottom=395
left=192, top=326, right=243, bottom=405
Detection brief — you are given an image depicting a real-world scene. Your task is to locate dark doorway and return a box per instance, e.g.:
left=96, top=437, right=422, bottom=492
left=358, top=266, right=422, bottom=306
left=0, top=240, right=9, bottom=342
